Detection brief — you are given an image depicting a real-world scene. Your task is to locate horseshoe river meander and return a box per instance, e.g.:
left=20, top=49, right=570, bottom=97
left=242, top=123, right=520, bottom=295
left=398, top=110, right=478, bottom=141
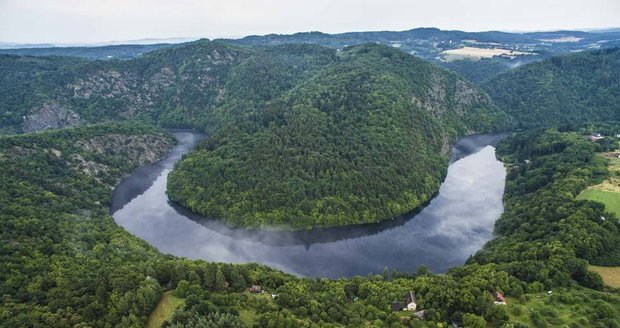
left=112, top=131, right=509, bottom=278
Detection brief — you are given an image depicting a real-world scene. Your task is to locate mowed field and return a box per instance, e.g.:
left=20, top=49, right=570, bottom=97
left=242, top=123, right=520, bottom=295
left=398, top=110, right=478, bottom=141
left=589, top=265, right=620, bottom=288
left=577, top=150, right=620, bottom=218
left=441, top=46, right=533, bottom=61
left=578, top=189, right=620, bottom=217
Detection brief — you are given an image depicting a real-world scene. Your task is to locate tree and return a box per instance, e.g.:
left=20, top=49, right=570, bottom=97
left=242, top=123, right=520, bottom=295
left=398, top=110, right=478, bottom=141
left=462, top=313, right=486, bottom=328
left=214, top=267, right=227, bottom=291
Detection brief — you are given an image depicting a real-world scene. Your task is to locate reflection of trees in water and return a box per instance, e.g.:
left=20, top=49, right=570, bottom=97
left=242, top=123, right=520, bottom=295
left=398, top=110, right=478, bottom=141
left=114, top=131, right=510, bottom=248
left=169, top=197, right=432, bottom=247
left=450, top=133, right=511, bottom=164
left=110, top=131, right=206, bottom=213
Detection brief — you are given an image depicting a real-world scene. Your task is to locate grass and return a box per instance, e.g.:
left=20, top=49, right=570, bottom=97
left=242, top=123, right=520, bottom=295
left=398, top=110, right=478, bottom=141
left=589, top=265, right=620, bottom=288
left=577, top=189, right=620, bottom=218
left=504, top=288, right=620, bottom=327
left=577, top=150, right=620, bottom=218
left=147, top=291, right=185, bottom=328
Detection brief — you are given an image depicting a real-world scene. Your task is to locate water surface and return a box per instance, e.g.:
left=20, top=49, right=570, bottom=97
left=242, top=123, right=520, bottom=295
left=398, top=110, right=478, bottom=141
left=112, top=132, right=507, bottom=278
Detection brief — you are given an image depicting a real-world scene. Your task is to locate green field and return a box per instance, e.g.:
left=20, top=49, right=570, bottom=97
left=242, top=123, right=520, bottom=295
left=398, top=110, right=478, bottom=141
left=589, top=265, right=620, bottom=288
left=505, top=288, right=620, bottom=327
left=577, top=188, right=620, bottom=218
left=147, top=291, right=185, bottom=328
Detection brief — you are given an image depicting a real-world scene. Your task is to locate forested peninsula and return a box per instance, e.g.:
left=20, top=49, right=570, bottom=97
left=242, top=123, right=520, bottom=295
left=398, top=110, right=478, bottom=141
left=0, top=40, right=510, bottom=228
left=166, top=44, right=510, bottom=228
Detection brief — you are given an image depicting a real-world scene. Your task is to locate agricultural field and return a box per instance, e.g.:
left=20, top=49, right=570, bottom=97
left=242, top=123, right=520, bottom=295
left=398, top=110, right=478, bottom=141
left=441, top=46, right=533, bottom=61
left=589, top=265, right=620, bottom=288
left=578, top=150, right=620, bottom=217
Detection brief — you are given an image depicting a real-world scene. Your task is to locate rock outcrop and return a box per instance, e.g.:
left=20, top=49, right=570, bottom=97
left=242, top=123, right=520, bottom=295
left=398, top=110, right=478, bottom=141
left=22, top=101, right=84, bottom=133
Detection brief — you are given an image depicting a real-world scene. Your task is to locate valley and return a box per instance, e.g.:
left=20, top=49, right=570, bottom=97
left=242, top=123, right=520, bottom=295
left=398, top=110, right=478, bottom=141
left=1, top=21, right=620, bottom=328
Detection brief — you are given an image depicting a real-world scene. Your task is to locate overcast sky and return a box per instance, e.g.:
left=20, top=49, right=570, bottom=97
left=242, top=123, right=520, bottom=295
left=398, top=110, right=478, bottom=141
left=1, top=0, right=619, bottom=44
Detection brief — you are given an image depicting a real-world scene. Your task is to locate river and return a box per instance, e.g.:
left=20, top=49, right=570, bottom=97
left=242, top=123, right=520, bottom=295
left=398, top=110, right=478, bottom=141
left=112, top=131, right=508, bottom=278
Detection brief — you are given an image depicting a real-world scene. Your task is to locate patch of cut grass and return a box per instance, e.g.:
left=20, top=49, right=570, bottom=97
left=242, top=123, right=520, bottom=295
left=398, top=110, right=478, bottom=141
left=147, top=291, right=185, bottom=328
left=577, top=188, right=620, bottom=218
left=589, top=265, right=620, bottom=288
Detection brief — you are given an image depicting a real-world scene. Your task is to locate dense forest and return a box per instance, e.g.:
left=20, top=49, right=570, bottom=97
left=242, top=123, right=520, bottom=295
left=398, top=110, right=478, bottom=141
left=483, top=48, right=620, bottom=128
left=166, top=44, right=510, bottom=228
left=437, top=58, right=518, bottom=84
left=1, top=124, right=619, bottom=327
left=2, top=35, right=620, bottom=327
left=0, top=38, right=511, bottom=228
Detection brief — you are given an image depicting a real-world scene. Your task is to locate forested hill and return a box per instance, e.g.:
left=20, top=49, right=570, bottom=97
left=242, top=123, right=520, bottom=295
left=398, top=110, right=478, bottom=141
left=0, top=41, right=343, bottom=133
left=0, top=40, right=510, bottom=228
left=483, top=47, right=620, bottom=128
left=167, top=44, right=511, bottom=229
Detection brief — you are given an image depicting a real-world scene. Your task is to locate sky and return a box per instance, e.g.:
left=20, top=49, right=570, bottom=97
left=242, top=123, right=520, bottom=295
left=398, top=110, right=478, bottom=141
left=1, top=0, right=619, bottom=44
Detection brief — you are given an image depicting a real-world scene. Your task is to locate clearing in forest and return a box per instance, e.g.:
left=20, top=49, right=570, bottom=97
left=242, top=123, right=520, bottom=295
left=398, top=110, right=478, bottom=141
left=147, top=291, right=185, bottom=328
left=578, top=150, right=620, bottom=217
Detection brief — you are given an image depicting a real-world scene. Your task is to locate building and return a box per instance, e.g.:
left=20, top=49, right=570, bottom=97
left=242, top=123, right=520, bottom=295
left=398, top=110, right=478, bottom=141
left=494, top=291, right=507, bottom=305
left=591, top=133, right=605, bottom=142
left=391, top=291, right=417, bottom=311
left=249, top=285, right=263, bottom=293
left=405, top=291, right=417, bottom=310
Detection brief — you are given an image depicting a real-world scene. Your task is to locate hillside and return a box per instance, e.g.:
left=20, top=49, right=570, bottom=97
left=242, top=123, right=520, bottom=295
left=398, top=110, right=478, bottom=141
left=0, top=41, right=343, bottom=133
left=0, top=40, right=510, bottom=228
left=167, top=44, right=511, bottom=229
left=483, top=48, right=620, bottom=128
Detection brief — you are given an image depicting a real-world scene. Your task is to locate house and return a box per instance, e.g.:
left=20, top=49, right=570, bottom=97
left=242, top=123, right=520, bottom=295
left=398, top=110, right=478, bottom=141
left=494, top=291, right=507, bottom=305
left=391, top=291, right=417, bottom=311
left=591, top=133, right=605, bottom=142
left=405, top=291, right=417, bottom=310
left=249, top=285, right=263, bottom=293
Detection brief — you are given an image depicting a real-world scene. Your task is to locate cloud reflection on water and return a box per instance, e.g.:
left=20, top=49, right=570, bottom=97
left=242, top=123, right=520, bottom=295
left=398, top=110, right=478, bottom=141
left=113, top=133, right=506, bottom=278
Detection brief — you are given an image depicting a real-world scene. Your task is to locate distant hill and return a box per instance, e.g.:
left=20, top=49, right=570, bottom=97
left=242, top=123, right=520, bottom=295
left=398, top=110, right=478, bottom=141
left=221, top=28, right=620, bottom=82
left=483, top=48, right=620, bottom=128
left=3, top=27, right=620, bottom=83
left=0, top=43, right=180, bottom=60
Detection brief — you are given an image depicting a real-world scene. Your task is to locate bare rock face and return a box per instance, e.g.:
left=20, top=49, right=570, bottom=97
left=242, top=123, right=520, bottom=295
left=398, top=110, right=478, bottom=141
left=22, top=101, right=84, bottom=133
left=76, top=134, right=174, bottom=168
